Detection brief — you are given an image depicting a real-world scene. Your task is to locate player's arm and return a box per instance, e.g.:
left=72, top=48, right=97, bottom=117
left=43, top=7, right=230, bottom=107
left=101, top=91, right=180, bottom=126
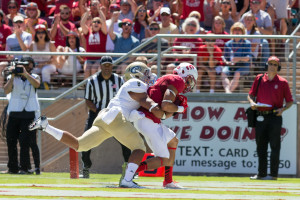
left=161, top=85, right=180, bottom=112
left=129, top=91, right=165, bottom=119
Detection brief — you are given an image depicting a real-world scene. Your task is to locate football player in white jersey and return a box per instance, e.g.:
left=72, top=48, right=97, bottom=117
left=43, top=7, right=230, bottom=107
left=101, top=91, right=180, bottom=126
left=29, top=62, right=165, bottom=188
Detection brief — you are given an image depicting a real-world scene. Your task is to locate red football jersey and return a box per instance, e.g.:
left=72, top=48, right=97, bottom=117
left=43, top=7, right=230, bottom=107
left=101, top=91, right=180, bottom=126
left=138, top=74, right=185, bottom=123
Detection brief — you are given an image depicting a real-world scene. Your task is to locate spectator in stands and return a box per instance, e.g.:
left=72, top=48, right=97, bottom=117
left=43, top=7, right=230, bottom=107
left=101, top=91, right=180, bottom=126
left=0, top=10, right=12, bottom=87
left=243, top=13, right=260, bottom=58
left=109, top=12, right=139, bottom=74
left=50, top=5, right=77, bottom=47
left=159, top=7, right=179, bottom=45
left=71, top=1, right=82, bottom=25
left=80, top=7, right=107, bottom=79
left=3, top=56, right=40, bottom=175
left=216, top=0, right=239, bottom=33
left=198, top=34, right=223, bottom=93
left=243, top=12, right=270, bottom=72
left=24, top=2, right=48, bottom=36
left=132, top=5, right=150, bottom=42
left=207, top=16, right=230, bottom=50
left=79, top=0, right=101, bottom=19
left=140, top=21, right=169, bottom=53
left=135, top=56, right=149, bottom=65
left=148, top=0, right=163, bottom=23
left=27, top=0, right=48, bottom=18
left=236, top=0, right=250, bottom=19
left=78, top=14, right=92, bottom=51
left=221, top=22, right=251, bottom=93
left=179, top=0, right=205, bottom=24
left=57, top=31, right=85, bottom=75
left=188, top=11, right=207, bottom=34
left=6, top=0, right=25, bottom=28
left=140, top=22, right=169, bottom=71
left=50, top=0, right=74, bottom=15
left=30, top=24, right=57, bottom=90
left=6, top=16, right=32, bottom=61
left=240, top=0, right=272, bottom=35
left=262, top=0, right=288, bottom=36
left=118, top=0, right=137, bottom=21
left=0, top=10, right=12, bottom=61
left=173, top=17, right=203, bottom=64
left=1, top=0, right=21, bottom=15
left=203, top=0, right=218, bottom=31
left=105, top=4, right=122, bottom=53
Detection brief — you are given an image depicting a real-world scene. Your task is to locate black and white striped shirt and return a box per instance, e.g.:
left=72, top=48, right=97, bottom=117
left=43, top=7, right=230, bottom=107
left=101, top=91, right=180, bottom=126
left=84, top=73, right=124, bottom=110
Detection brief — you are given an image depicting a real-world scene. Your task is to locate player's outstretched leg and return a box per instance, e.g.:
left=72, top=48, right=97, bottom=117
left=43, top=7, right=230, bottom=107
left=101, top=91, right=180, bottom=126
left=29, top=116, right=79, bottom=150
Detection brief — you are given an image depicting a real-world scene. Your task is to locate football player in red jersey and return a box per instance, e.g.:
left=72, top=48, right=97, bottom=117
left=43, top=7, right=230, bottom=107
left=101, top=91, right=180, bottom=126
left=132, top=62, right=198, bottom=189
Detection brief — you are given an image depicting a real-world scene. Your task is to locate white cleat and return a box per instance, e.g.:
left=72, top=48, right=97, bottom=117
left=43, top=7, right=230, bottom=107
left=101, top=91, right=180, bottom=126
left=29, top=116, right=48, bottom=131
left=164, top=181, right=184, bottom=189
left=119, top=178, right=145, bottom=189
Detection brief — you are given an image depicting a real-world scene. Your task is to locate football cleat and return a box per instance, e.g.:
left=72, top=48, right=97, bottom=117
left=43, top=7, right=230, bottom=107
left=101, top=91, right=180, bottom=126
left=29, top=116, right=48, bottom=131
left=119, top=178, right=145, bottom=189
left=163, top=181, right=184, bottom=189
left=119, top=162, right=127, bottom=186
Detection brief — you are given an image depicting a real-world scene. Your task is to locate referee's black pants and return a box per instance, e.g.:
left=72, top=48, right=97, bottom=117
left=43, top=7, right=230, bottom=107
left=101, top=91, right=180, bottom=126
left=81, top=111, right=131, bottom=169
left=255, top=114, right=282, bottom=177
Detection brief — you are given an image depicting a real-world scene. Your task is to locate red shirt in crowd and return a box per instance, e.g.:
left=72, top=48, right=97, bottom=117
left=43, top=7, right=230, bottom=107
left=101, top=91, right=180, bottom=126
left=249, top=73, right=293, bottom=111
left=207, top=30, right=230, bottom=50
left=84, top=29, right=107, bottom=60
left=198, top=44, right=223, bottom=65
left=2, top=0, right=22, bottom=14
left=54, top=0, right=74, bottom=14
left=28, top=0, right=49, bottom=16
left=173, top=37, right=203, bottom=63
left=54, top=22, right=76, bottom=47
left=181, top=0, right=205, bottom=22
left=0, top=24, right=12, bottom=61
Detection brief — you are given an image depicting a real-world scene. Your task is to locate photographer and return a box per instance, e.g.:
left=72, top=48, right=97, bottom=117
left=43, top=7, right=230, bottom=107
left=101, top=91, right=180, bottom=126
left=3, top=57, right=40, bottom=174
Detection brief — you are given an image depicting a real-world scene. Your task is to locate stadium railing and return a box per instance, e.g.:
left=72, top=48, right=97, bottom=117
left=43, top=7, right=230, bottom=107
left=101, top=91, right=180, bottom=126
left=0, top=34, right=299, bottom=169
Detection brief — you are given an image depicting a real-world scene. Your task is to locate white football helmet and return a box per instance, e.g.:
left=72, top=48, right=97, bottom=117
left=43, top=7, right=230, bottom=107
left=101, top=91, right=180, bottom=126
left=124, top=62, right=152, bottom=84
left=173, top=62, right=198, bottom=93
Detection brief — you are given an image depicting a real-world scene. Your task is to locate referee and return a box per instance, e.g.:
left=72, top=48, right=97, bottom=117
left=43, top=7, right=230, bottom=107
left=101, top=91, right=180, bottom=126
left=80, top=56, right=131, bottom=178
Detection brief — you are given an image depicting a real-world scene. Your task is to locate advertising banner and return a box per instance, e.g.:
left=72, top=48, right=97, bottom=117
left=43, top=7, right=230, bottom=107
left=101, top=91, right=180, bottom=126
left=163, top=103, right=297, bottom=174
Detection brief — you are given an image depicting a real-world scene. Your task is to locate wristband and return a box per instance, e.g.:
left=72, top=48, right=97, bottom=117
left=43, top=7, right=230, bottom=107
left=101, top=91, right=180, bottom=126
left=177, top=106, right=184, bottom=113
left=169, top=89, right=176, bottom=96
left=149, top=103, right=158, bottom=112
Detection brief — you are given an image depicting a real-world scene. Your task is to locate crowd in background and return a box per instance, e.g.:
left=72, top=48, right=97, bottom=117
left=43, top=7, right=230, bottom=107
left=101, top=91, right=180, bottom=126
left=0, top=0, right=298, bottom=93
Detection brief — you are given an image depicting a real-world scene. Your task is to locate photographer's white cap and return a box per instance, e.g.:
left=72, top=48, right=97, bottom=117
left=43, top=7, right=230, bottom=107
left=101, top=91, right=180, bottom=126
left=13, top=15, right=24, bottom=23
left=160, top=7, right=171, bottom=15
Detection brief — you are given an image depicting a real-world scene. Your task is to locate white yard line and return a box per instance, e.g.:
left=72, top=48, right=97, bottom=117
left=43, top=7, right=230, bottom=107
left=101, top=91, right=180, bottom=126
left=1, top=188, right=300, bottom=200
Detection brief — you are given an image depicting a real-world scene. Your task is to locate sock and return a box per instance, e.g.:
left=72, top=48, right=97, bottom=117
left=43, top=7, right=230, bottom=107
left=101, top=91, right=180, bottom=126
left=136, top=161, right=148, bottom=173
left=45, top=125, right=64, bottom=141
left=124, top=163, right=138, bottom=181
left=164, top=166, right=173, bottom=184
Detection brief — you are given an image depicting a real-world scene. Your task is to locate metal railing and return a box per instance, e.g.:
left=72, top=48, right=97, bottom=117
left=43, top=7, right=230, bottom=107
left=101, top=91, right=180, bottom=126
left=0, top=33, right=299, bottom=167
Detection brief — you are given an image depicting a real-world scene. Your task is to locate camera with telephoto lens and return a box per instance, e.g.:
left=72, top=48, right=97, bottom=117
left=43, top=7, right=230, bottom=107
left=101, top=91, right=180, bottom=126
left=1, top=58, right=29, bottom=77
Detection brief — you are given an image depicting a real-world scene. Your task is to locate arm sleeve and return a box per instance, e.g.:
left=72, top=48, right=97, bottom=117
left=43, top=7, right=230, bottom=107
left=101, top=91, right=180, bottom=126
left=283, top=81, right=293, bottom=103
left=248, top=75, right=259, bottom=96
left=169, top=76, right=185, bottom=94
left=127, top=79, right=148, bottom=93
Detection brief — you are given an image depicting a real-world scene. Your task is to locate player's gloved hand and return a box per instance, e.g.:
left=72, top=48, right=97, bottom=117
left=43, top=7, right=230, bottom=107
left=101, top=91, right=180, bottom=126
left=177, top=95, right=188, bottom=113
left=128, top=110, right=145, bottom=122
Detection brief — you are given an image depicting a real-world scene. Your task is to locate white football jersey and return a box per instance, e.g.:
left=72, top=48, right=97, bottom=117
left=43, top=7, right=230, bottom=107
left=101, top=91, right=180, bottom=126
left=107, top=78, right=148, bottom=120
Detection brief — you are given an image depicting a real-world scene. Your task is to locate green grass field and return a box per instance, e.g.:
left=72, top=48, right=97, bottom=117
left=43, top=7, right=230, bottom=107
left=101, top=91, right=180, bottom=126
left=0, top=173, right=300, bottom=199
